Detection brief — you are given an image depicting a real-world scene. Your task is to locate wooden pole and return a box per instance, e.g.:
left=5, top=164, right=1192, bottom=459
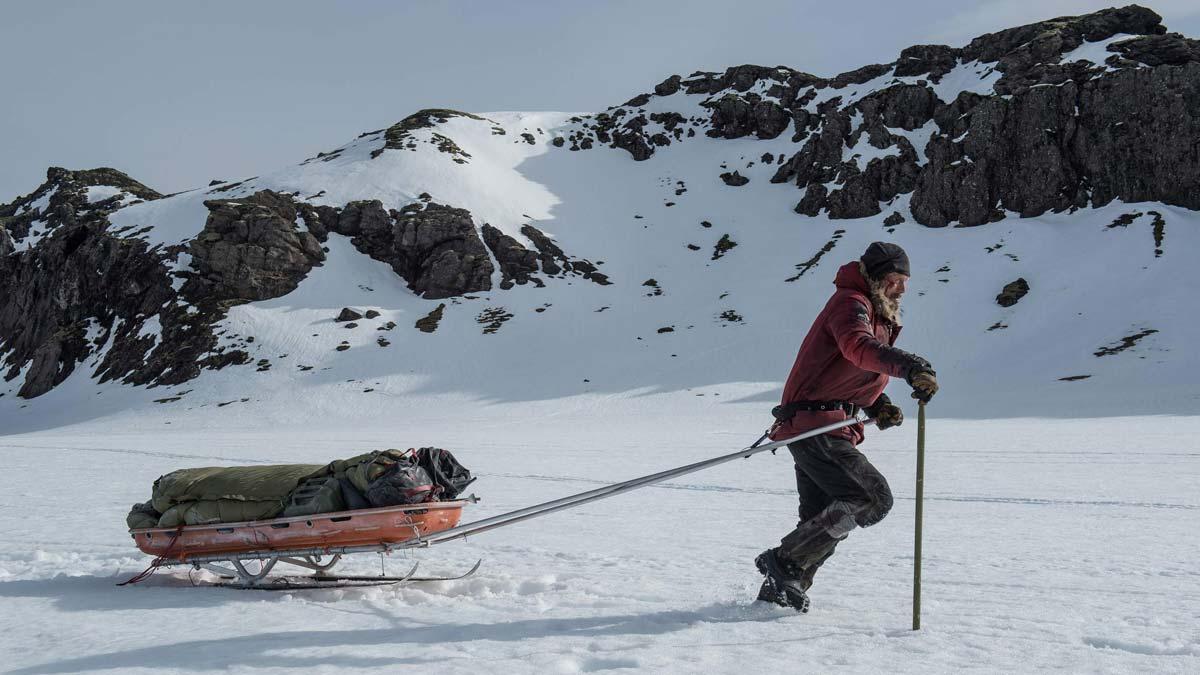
left=913, top=400, right=926, bottom=631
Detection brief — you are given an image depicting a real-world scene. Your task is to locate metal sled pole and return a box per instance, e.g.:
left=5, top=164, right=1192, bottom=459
left=416, top=415, right=872, bottom=547
left=913, top=400, right=926, bottom=631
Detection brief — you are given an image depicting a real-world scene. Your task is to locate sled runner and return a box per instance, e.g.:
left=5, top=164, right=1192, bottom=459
left=128, top=498, right=480, bottom=588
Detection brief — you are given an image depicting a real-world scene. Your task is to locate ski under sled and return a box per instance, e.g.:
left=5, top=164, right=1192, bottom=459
left=127, top=498, right=481, bottom=589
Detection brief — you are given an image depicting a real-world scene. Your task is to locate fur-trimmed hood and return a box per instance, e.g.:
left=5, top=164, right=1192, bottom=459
left=833, top=261, right=902, bottom=327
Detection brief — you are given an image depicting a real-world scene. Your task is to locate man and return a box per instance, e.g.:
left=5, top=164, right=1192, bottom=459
left=756, top=241, right=938, bottom=612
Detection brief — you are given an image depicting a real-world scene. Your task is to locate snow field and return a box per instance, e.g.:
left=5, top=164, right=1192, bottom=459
left=0, top=409, right=1196, bottom=673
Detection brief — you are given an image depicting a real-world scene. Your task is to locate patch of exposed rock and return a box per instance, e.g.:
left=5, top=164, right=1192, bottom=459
left=996, top=278, right=1030, bottom=307
left=334, top=200, right=494, bottom=299
left=0, top=169, right=247, bottom=398
left=520, top=225, right=612, bottom=285
left=561, top=6, right=1197, bottom=226
left=482, top=224, right=542, bottom=289
left=183, top=190, right=325, bottom=302
left=371, top=109, right=487, bottom=161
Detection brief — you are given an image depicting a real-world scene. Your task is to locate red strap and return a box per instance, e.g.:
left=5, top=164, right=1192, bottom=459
left=118, top=526, right=185, bottom=586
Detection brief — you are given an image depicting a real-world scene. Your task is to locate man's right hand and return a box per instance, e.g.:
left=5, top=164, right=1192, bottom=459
left=907, top=367, right=938, bottom=403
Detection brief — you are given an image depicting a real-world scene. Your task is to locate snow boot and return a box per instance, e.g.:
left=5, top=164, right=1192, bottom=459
left=755, top=549, right=810, bottom=613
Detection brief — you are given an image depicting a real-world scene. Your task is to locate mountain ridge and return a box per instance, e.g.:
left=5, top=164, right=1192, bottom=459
left=1, top=4, right=1197, bottom=427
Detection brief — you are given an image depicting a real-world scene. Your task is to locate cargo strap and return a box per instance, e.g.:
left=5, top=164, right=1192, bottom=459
left=118, top=525, right=185, bottom=586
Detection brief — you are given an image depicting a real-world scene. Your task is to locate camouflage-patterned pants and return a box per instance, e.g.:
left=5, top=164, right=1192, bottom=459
left=777, top=434, right=894, bottom=588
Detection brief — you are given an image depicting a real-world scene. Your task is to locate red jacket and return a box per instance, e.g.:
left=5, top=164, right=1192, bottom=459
left=770, top=261, right=923, bottom=446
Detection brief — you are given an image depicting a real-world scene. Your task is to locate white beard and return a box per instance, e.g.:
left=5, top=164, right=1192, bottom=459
left=859, top=261, right=902, bottom=326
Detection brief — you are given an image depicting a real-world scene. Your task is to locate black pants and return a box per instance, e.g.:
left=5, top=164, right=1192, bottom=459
left=777, top=434, right=893, bottom=588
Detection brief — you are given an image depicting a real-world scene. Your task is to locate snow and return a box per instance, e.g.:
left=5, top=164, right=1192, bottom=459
left=929, top=60, right=1002, bottom=102
left=0, top=409, right=1196, bottom=673
left=1060, top=33, right=1139, bottom=71
left=888, top=121, right=938, bottom=164
left=23, top=191, right=53, bottom=214
left=84, top=185, right=124, bottom=203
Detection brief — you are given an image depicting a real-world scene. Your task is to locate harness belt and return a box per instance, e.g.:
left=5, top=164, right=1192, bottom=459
left=772, top=400, right=858, bottom=422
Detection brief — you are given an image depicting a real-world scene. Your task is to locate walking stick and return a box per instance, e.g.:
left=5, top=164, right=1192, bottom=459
left=913, top=400, right=926, bottom=630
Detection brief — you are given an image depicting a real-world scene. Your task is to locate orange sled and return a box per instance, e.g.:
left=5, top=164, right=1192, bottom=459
left=127, top=498, right=480, bottom=589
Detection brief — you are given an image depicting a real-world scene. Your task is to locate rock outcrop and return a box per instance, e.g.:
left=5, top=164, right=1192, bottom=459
left=0, top=169, right=247, bottom=399
left=183, top=190, right=325, bottom=302
left=331, top=199, right=494, bottom=299
left=562, top=5, right=1196, bottom=226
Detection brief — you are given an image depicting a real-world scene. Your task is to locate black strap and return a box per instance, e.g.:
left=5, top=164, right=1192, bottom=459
left=772, top=400, right=857, bottom=422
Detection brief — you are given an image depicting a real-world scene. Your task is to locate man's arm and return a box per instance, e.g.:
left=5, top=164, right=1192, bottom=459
left=829, top=297, right=931, bottom=380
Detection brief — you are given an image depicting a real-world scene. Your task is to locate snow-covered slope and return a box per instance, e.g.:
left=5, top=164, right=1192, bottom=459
left=2, top=114, right=1195, bottom=432
left=1, top=4, right=1198, bottom=432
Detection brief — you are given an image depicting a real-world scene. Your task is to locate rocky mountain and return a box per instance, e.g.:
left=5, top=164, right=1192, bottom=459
left=1, top=5, right=1197, bottom=425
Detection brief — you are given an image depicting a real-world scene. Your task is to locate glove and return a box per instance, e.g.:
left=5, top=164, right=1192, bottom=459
left=907, top=366, right=938, bottom=403
left=874, top=403, right=904, bottom=430
left=864, top=394, right=903, bottom=430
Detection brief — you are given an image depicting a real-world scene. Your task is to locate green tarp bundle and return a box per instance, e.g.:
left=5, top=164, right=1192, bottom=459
left=127, top=449, right=413, bottom=529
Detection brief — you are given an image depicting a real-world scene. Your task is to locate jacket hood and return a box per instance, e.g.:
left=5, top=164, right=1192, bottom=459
left=833, top=261, right=869, bottom=294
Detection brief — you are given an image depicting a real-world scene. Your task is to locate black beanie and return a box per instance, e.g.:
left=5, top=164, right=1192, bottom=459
left=861, top=242, right=910, bottom=279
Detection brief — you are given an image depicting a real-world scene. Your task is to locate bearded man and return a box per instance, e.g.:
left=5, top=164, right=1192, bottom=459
left=756, top=241, right=938, bottom=612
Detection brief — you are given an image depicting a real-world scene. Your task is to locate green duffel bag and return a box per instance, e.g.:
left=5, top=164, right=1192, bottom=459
left=126, top=502, right=161, bottom=530
left=150, top=463, right=323, bottom=514
left=157, top=498, right=284, bottom=527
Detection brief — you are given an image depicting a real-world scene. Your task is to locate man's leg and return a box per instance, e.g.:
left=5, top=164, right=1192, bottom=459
left=777, top=434, right=893, bottom=570
left=793, top=465, right=837, bottom=591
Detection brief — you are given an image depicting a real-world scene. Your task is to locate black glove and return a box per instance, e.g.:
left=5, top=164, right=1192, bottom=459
left=906, top=365, right=938, bottom=403
left=864, top=394, right=903, bottom=430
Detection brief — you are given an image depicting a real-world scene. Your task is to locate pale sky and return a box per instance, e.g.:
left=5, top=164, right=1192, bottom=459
left=2, top=0, right=1197, bottom=199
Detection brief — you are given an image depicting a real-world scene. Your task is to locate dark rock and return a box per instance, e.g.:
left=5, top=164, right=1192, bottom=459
left=0, top=167, right=265, bottom=399
left=336, top=308, right=363, bottom=322
left=996, top=278, right=1030, bottom=307
left=720, top=171, right=750, bottom=186
left=961, top=5, right=1163, bottom=65
left=912, top=62, right=1200, bottom=225
left=1094, top=328, right=1158, bottom=357
left=336, top=200, right=391, bottom=237
left=481, top=223, right=541, bottom=288
left=1110, top=33, right=1200, bottom=67
left=883, top=211, right=905, bottom=226
left=184, top=190, right=325, bottom=302
left=520, top=224, right=610, bottom=285
left=334, top=200, right=493, bottom=299
left=0, top=225, right=12, bottom=256
left=705, top=94, right=791, bottom=139
left=415, top=304, right=445, bottom=333
left=520, top=133, right=536, bottom=144
left=895, top=44, right=961, bottom=79
left=712, top=234, right=738, bottom=260
left=794, top=183, right=829, bottom=216
left=654, top=75, right=682, bottom=96
left=364, top=309, right=381, bottom=319
left=477, top=307, right=514, bottom=334
left=624, top=93, right=652, bottom=107
left=552, top=137, right=565, bottom=147
left=373, top=109, right=484, bottom=160
left=343, top=322, right=359, bottom=329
